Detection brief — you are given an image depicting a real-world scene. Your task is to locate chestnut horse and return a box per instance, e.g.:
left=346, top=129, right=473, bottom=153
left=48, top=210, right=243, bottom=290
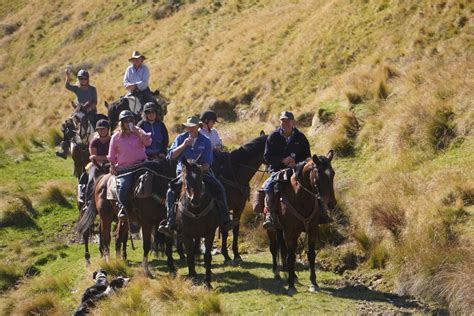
left=76, top=161, right=176, bottom=276
left=176, top=159, right=220, bottom=289
left=269, top=151, right=336, bottom=295
left=218, top=132, right=267, bottom=265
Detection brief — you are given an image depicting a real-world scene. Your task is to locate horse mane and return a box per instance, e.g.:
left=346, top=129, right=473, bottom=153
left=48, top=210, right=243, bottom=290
left=229, top=135, right=267, bottom=163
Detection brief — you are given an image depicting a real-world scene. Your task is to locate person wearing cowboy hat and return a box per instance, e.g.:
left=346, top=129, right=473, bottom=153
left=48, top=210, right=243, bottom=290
left=123, top=51, right=155, bottom=106
left=137, top=102, right=169, bottom=160
left=158, top=116, right=235, bottom=236
left=262, top=111, right=332, bottom=231
left=56, top=68, right=98, bottom=159
left=107, top=110, right=152, bottom=219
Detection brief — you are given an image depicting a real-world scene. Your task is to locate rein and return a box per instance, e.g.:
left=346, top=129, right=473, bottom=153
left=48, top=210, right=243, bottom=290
left=178, top=196, right=215, bottom=220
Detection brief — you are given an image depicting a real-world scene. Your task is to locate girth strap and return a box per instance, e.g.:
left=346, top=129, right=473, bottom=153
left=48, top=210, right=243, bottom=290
left=280, top=196, right=318, bottom=233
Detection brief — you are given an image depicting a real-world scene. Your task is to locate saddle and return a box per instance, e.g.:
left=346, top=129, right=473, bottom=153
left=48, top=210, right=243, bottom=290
left=106, top=171, right=154, bottom=200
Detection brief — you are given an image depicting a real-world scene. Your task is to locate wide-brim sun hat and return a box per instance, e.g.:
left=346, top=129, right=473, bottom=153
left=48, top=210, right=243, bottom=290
left=128, top=51, right=146, bottom=62
left=182, top=116, right=200, bottom=127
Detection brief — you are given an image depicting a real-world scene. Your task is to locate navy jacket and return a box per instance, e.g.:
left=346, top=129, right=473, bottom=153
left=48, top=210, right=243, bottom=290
left=137, top=120, right=169, bottom=156
left=264, top=127, right=311, bottom=173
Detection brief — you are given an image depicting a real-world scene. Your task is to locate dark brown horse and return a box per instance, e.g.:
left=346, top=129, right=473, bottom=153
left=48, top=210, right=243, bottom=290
left=176, top=159, right=220, bottom=289
left=76, top=161, right=176, bottom=276
left=218, top=132, right=267, bottom=265
left=269, top=151, right=336, bottom=295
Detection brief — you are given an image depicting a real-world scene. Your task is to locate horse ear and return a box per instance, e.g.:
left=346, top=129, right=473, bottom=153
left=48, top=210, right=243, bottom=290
left=104, top=101, right=109, bottom=109
left=312, top=154, right=321, bottom=166
left=327, top=150, right=334, bottom=162
left=259, top=130, right=265, bottom=136
left=294, top=162, right=304, bottom=181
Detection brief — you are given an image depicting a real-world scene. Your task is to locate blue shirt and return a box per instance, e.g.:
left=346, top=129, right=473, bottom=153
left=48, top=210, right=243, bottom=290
left=123, top=64, right=149, bottom=91
left=168, top=132, right=213, bottom=174
left=137, top=120, right=169, bottom=156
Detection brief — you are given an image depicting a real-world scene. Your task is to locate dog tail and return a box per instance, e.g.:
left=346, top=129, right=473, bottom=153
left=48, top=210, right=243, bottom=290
left=76, top=196, right=97, bottom=235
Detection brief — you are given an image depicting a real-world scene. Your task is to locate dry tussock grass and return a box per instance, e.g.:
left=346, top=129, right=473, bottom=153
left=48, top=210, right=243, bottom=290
left=13, top=293, right=65, bottom=316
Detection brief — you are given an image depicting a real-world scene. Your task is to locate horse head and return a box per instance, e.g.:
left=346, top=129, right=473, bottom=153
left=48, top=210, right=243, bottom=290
left=309, top=150, right=337, bottom=211
left=107, top=97, right=131, bottom=130
left=181, top=158, right=205, bottom=208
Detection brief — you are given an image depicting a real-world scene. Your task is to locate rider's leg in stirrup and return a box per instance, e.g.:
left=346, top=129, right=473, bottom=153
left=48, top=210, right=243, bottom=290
left=56, top=121, right=71, bottom=159
left=204, top=172, right=233, bottom=231
left=158, top=177, right=181, bottom=236
left=116, top=173, right=134, bottom=220
left=263, top=173, right=281, bottom=231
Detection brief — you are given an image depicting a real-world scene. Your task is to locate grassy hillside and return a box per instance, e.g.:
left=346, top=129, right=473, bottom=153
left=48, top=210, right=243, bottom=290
left=1, top=0, right=473, bottom=313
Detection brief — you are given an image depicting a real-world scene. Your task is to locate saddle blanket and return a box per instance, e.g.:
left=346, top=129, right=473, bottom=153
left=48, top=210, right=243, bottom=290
left=106, top=176, right=117, bottom=200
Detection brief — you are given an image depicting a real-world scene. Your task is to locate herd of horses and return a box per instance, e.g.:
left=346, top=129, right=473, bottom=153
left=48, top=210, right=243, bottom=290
left=68, top=96, right=337, bottom=294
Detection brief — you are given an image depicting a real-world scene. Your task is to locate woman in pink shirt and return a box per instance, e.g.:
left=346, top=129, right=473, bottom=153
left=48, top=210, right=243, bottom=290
left=107, top=110, right=152, bottom=219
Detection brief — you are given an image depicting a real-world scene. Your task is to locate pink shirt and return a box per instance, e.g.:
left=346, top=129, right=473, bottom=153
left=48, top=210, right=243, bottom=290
left=107, top=128, right=152, bottom=169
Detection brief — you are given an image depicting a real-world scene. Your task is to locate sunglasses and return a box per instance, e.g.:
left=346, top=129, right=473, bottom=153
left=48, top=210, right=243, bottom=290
left=78, top=77, right=88, bottom=80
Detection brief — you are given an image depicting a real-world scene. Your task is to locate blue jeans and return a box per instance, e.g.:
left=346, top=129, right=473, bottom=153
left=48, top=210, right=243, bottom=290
left=263, top=172, right=278, bottom=194
left=116, top=172, right=134, bottom=212
left=166, top=171, right=229, bottom=226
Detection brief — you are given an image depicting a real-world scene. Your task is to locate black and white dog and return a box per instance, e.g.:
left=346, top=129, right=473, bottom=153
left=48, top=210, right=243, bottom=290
left=74, top=269, right=130, bottom=316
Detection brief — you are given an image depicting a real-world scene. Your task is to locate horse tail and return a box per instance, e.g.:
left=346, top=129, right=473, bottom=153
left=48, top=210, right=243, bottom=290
left=276, top=229, right=286, bottom=270
left=151, top=226, right=166, bottom=257
left=76, top=196, right=97, bottom=235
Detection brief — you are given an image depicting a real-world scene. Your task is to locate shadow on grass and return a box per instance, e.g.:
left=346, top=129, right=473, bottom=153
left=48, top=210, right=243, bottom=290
left=215, top=270, right=286, bottom=295
left=321, top=286, right=426, bottom=309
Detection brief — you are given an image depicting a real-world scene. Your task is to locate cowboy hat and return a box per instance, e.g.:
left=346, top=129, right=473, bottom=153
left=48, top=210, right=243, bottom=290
left=128, top=51, right=146, bottom=61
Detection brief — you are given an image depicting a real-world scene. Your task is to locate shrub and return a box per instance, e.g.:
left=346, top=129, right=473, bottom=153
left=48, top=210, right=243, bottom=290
left=369, top=202, right=406, bottom=240
left=188, top=294, right=223, bottom=315
left=48, top=128, right=62, bottom=147
left=427, top=109, right=456, bottom=151
left=0, top=22, right=21, bottom=37
left=0, top=201, right=36, bottom=228
left=0, top=263, right=23, bottom=291
left=13, top=293, right=64, bottom=315
left=29, top=274, right=71, bottom=296
left=40, top=185, right=71, bottom=207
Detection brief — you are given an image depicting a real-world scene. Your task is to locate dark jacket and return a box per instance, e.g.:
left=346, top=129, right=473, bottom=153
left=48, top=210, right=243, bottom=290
left=264, top=127, right=311, bottom=173
left=137, top=120, right=169, bottom=156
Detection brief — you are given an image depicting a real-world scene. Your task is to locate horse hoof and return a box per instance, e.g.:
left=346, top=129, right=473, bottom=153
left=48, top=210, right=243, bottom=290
left=233, top=257, right=243, bottom=265
left=309, top=284, right=320, bottom=293
left=169, top=271, right=177, bottom=279
left=287, top=287, right=297, bottom=296
left=224, top=259, right=235, bottom=266
left=204, top=283, right=213, bottom=290
left=85, top=259, right=91, bottom=267
left=274, top=273, right=281, bottom=280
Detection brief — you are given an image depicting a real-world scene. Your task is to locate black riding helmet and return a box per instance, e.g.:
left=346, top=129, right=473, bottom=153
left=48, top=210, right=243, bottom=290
left=77, top=69, right=89, bottom=79
left=143, top=102, right=156, bottom=113
left=200, top=110, right=219, bottom=123
left=119, top=110, right=134, bottom=121
left=95, top=119, right=110, bottom=130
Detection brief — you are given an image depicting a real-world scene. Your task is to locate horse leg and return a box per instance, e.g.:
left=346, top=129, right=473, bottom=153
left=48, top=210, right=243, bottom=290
left=232, top=224, right=242, bottom=264
left=177, top=239, right=186, bottom=263
left=267, top=230, right=280, bottom=280
left=141, top=223, right=153, bottom=277
left=101, top=219, right=111, bottom=262
left=121, top=222, right=129, bottom=262
left=286, top=237, right=298, bottom=295
left=221, top=229, right=233, bottom=265
left=183, top=237, right=197, bottom=281
left=204, top=233, right=215, bottom=289
left=83, top=228, right=91, bottom=266
left=165, top=236, right=176, bottom=276
left=308, top=230, right=319, bottom=292
left=115, top=222, right=123, bottom=259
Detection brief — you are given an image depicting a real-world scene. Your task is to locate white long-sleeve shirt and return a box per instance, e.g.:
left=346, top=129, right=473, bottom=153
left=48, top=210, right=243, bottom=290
left=123, top=64, right=149, bottom=91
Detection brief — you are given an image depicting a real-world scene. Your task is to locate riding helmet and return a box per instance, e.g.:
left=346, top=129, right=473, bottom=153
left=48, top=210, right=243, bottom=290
left=77, top=69, right=89, bottom=79
left=200, top=110, right=218, bottom=123
left=119, top=110, right=134, bottom=121
left=143, top=102, right=156, bottom=113
left=95, top=119, right=110, bottom=130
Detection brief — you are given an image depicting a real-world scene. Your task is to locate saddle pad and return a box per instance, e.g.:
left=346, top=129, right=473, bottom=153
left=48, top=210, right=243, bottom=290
left=106, top=175, right=118, bottom=200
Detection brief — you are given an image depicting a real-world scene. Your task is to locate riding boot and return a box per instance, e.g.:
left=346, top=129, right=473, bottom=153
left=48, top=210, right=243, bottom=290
left=158, top=188, right=178, bottom=237
left=263, top=192, right=281, bottom=231
left=319, top=207, right=333, bottom=224
left=55, top=140, right=69, bottom=159
left=216, top=200, right=234, bottom=232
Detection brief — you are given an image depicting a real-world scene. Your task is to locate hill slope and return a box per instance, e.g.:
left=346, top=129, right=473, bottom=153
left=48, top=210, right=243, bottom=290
left=1, top=0, right=473, bottom=313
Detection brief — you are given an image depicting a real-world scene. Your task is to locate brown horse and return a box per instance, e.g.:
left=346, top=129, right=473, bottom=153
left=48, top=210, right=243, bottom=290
left=269, top=151, right=336, bottom=295
left=76, top=161, right=176, bottom=276
left=218, top=132, right=267, bottom=265
left=176, top=159, right=220, bottom=289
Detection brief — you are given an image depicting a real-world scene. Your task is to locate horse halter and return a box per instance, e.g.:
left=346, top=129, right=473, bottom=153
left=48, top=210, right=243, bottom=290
left=296, top=163, right=323, bottom=205
left=182, top=170, right=205, bottom=207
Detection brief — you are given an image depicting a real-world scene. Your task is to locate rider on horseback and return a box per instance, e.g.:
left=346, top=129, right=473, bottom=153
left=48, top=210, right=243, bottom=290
left=262, top=111, right=331, bottom=231
left=107, top=110, right=152, bottom=220
left=123, top=51, right=155, bottom=108
left=158, top=116, right=235, bottom=236
left=199, top=110, right=226, bottom=175
left=137, top=102, right=169, bottom=161
left=83, top=119, right=111, bottom=209
left=56, top=68, right=98, bottom=159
